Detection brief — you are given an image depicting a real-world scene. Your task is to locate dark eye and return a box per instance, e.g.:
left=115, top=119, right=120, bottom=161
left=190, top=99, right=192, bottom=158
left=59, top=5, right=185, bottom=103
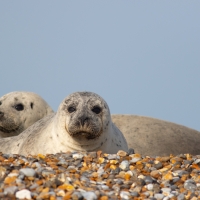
left=15, top=104, right=24, bottom=111
left=92, top=106, right=101, bottom=114
left=0, top=101, right=2, bottom=105
left=68, top=106, right=76, bottom=113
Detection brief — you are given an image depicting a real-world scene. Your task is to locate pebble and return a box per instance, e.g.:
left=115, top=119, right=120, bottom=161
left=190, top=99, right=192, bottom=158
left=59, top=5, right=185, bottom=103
left=147, top=183, right=154, bottom=191
left=0, top=151, right=200, bottom=199
left=154, top=193, right=164, bottom=199
left=19, top=168, right=36, bottom=177
left=15, top=189, right=32, bottom=199
left=119, top=160, right=129, bottom=170
left=81, top=191, right=97, bottom=200
left=4, top=186, right=18, bottom=195
left=120, top=191, right=130, bottom=199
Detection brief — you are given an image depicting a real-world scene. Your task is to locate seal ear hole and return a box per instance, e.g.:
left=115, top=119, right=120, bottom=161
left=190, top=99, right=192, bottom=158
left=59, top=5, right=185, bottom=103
left=68, top=106, right=76, bottom=113
left=15, top=103, right=24, bottom=111
left=92, top=106, right=101, bottom=114
left=30, top=102, right=34, bottom=109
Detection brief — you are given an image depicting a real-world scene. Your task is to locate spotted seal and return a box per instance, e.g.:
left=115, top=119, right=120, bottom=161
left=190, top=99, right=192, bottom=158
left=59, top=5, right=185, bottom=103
left=0, top=91, right=54, bottom=138
left=112, top=115, right=200, bottom=156
left=0, top=92, right=128, bottom=155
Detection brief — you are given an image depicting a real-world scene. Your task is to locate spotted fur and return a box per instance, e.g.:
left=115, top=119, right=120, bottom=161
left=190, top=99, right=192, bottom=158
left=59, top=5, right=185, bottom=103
left=0, top=92, right=128, bottom=155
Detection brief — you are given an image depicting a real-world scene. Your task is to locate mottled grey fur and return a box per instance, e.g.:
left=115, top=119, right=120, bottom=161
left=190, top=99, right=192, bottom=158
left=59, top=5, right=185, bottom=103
left=0, top=91, right=54, bottom=138
left=0, top=92, right=128, bottom=155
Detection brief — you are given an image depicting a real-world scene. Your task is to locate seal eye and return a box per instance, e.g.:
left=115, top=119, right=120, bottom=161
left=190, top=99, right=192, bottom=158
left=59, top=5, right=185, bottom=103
left=68, top=106, right=76, bottom=113
left=15, top=104, right=24, bottom=111
left=0, top=101, right=2, bottom=105
left=92, top=106, right=101, bottom=114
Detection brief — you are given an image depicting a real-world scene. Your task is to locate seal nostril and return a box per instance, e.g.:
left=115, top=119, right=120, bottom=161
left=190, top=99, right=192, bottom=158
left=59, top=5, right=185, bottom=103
left=80, top=116, right=89, bottom=126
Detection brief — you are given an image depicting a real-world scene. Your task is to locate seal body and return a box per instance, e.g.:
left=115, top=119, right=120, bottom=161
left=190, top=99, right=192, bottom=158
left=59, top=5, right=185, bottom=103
left=0, top=91, right=54, bottom=138
left=112, top=115, right=200, bottom=156
left=0, top=92, right=128, bottom=155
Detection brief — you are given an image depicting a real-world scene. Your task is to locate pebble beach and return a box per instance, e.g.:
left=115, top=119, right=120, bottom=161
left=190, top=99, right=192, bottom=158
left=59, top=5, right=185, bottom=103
left=0, top=150, right=200, bottom=200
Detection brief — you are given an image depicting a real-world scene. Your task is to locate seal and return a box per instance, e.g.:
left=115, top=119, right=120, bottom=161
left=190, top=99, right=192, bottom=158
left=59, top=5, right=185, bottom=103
left=112, top=115, right=200, bottom=156
left=0, top=91, right=54, bottom=138
left=0, top=92, right=128, bottom=155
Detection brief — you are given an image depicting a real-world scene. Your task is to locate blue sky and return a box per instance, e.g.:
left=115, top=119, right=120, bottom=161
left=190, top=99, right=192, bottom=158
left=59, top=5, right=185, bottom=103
left=1, top=1, right=200, bottom=130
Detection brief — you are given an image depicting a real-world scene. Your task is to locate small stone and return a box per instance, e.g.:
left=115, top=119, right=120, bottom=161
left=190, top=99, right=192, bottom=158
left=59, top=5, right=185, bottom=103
left=81, top=191, right=97, bottom=200
left=144, top=176, right=154, bottom=184
left=150, top=170, right=161, bottom=179
left=124, top=172, right=131, bottom=180
left=142, top=191, right=150, bottom=197
left=163, top=171, right=173, bottom=180
left=117, top=150, right=127, bottom=157
left=161, top=187, right=171, bottom=196
left=177, top=193, right=185, bottom=200
left=97, top=167, right=104, bottom=176
left=58, top=183, right=75, bottom=191
left=4, top=176, right=17, bottom=184
left=120, top=191, right=130, bottom=199
left=159, top=156, right=171, bottom=162
left=147, top=183, right=154, bottom=191
left=163, top=197, right=170, bottom=200
left=172, top=177, right=180, bottom=183
left=98, top=157, right=105, bottom=164
left=101, top=185, right=109, bottom=190
left=184, top=182, right=196, bottom=190
left=154, top=193, right=164, bottom=199
left=20, top=168, right=36, bottom=177
left=16, top=189, right=31, bottom=200
left=193, top=159, right=200, bottom=164
left=72, top=191, right=83, bottom=200
left=4, top=186, right=18, bottom=195
left=130, top=157, right=141, bottom=163
left=119, top=160, right=129, bottom=171
left=153, top=161, right=163, bottom=169
left=0, top=166, right=6, bottom=179
left=107, top=154, right=120, bottom=160
left=42, top=169, right=55, bottom=177
left=37, top=192, right=50, bottom=199
left=72, top=153, right=84, bottom=159
left=57, top=189, right=65, bottom=197
left=109, top=160, right=119, bottom=164
left=99, top=196, right=108, bottom=200
left=130, top=191, right=139, bottom=197
left=138, top=174, right=145, bottom=179
left=37, top=154, right=46, bottom=159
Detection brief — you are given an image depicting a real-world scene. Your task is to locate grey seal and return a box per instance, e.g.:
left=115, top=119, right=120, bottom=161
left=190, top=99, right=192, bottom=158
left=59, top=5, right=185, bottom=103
left=0, top=91, right=54, bottom=138
left=0, top=92, right=128, bottom=155
left=112, top=115, right=200, bottom=156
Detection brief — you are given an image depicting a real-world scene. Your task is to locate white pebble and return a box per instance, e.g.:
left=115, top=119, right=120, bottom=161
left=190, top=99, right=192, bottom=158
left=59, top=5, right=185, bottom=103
left=119, top=160, right=129, bottom=170
left=72, top=153, right=84, bottom=159
left=16, top=189, right=31, bottom=200
left=147, top=183, right=153, bottom=191
left=138, top=174, right=145, bottom=179
left=8, top=172, right=18, bottom=177
left=120, top=191, right=130, bottom=199
left=161, top=187, right=171, bottom=196
left=130, top=157, right=141, bottom=163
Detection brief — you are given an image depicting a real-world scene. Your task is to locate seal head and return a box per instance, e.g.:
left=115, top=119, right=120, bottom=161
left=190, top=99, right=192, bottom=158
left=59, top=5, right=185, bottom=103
left=0, top=91, right=54, bottom=137
left=63, top=92, right=110, bottom=141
